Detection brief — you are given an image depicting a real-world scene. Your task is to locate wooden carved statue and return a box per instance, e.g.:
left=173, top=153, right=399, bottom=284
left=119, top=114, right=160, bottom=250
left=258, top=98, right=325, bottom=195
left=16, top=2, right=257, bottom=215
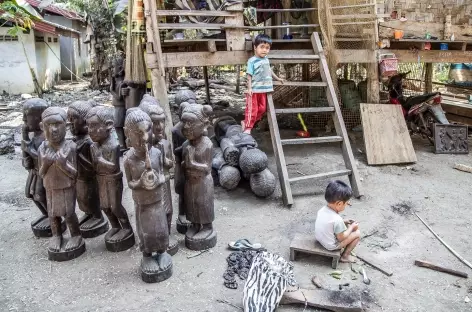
left=139, top=95, right=178, bottom=255
left=180, top=103, right=216, bottom=250
left=172, top=102, right=191, bottom=234
left=86, top=106, right=135, bottom=252
left=123, top=108, right=173, bottom=283
left=21, top=99, right=59, bottom=237
left=110, top=55, right=127, bottom=149
left=38, top=107, right=85, bottom=261
left=68, top=101, right=109, bottom=238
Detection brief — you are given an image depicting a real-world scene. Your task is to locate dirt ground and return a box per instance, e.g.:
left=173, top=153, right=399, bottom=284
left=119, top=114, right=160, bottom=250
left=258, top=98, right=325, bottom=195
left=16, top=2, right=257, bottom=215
left=1, top=130, right=471, bottom=312
left=1, top=82, right=471, bottom=311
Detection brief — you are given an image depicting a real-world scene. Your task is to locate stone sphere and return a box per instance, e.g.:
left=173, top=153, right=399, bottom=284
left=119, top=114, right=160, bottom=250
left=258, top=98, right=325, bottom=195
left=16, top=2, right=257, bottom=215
left=250, top=168, right=276, bottom=197
left=239, top=148, right=268, bottom=174
left=175, top=89, right=196, bottom=105
left=219, top=165, right=241, bottom=190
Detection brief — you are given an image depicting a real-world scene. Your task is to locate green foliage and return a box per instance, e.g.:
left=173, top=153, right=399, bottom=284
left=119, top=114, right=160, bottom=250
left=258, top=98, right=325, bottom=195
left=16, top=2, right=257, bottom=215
left=0, top=0, right=35, bottom=33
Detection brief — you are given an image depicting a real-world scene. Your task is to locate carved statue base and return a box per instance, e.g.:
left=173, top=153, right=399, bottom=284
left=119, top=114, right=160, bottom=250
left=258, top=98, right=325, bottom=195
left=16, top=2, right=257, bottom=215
left=31, top=216, right=66, bottom=238
left=167, top=236, right=179, bottom=256
left=176, top=217, right=191, bottom=234
left=48, top=238, right=86, bottom=262
left=104, top=230, right=135, bottom=252
left=140, top=253, right=173, bottom=283
left=185, top=227, right=217, bottom=251
left=79, top=216, right=109, bottom=239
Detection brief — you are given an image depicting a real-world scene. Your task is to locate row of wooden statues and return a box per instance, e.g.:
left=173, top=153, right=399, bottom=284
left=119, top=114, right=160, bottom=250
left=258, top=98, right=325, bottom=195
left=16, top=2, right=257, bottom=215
left=21, top=94, right=216, bottom=283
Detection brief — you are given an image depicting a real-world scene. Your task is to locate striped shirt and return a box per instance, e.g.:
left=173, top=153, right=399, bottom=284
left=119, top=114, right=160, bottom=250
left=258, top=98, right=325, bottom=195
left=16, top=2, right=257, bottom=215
left=246, top=56, right=273, bottom=93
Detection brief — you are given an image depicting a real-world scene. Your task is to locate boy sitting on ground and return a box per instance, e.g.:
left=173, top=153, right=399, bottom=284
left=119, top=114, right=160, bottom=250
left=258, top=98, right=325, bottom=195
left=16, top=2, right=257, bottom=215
left=315, top=180, right=360, bottom=263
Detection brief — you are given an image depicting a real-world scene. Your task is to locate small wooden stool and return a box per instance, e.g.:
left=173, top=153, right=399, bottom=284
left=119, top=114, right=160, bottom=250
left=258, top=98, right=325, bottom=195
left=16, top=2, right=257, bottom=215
left=290, top=234, right=341, bottom=269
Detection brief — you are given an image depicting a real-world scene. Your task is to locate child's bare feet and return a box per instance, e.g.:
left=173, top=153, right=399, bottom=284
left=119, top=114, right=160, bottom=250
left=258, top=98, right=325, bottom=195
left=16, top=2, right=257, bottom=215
left=340, top=255, right=357, bottom=263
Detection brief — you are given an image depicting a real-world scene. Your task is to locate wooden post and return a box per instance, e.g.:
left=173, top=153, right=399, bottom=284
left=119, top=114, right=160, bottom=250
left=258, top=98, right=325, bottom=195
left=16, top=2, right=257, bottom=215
left=425, top=63, right=433, bottom=93
left=225, top=2, right=245, bottom=51
left=235, top=65, right=241, bottom=94
left=143, top=0, right=173, bottom=143
left=203, top=66, right=211, bottom=104
left=367, top=63, right=380, bottom=103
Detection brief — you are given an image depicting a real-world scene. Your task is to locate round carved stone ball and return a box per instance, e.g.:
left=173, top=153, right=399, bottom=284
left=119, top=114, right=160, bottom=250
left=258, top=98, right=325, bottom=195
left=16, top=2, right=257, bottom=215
left=239, top=148, right=268, bottom=174
left=212, top=147, right=225, bottom=170
left=218, top=165, right=241, bottom=190
left=175, top=89, right=197, bottom=106
left=250, top=168, right=276, bottom=197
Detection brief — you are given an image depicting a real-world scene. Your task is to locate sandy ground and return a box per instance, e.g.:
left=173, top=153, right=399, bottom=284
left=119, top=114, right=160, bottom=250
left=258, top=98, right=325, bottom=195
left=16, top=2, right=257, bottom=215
left=0, top=127, right=471, bottom=312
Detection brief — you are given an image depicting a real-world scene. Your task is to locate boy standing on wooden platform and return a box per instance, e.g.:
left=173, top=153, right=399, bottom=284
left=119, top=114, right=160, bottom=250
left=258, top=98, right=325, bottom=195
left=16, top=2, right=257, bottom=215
left=315, top=181, right=361, bottom=263
left=243, top=34, right=284, bottom=134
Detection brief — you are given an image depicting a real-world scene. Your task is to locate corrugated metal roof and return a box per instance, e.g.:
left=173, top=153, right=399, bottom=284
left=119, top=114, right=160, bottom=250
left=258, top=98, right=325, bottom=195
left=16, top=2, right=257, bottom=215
left=24, top=0, right=84, bottom=21
left=32, top=19, right=56, bottom=35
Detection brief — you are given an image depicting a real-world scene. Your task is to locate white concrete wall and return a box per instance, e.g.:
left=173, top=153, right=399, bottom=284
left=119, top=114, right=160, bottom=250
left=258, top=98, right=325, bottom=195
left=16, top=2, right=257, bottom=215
left=0, top=28, right=36, bottom=94
left=43, top=15, right=91, bottom=80
left=34, top=31, right=61, bottom=91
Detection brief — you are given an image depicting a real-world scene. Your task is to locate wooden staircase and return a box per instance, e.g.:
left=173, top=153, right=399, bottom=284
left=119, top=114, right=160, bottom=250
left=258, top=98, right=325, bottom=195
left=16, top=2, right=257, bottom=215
left=267, top=32, right=363, bottom=206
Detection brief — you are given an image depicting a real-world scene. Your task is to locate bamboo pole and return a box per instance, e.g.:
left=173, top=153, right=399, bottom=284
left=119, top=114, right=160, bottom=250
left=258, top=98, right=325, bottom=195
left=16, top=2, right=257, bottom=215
left=415, top=212, right=472, bottom=270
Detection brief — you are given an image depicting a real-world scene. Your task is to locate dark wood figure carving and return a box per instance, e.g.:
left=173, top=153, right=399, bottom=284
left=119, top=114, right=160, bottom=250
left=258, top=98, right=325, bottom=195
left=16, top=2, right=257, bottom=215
left=86, top=106, right=135, bottom=252
left=181, top=103, right=217, bottom=250
left=68, top=101, right=109, bottom=238
left=38, top=107, right=85, bottom=261
left=172, top=102, right=191, bottom=234
left=124, top=108, right=173, bottom=283
left=22, top=99, right=62, bottom=237
left=139, top=95, right=178, bottom=256
left=110, top=55, right=127, bottom=149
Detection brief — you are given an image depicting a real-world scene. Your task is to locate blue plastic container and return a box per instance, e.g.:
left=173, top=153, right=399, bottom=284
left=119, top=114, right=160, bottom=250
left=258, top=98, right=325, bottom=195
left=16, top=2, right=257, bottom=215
left=440, top=43, right=449, bottom=50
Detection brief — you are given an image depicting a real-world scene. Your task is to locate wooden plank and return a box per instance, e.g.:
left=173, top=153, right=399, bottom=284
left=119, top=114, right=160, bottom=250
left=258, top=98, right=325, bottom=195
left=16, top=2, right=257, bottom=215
left=360, top=103, right=417, bottom=165
left=414, top=260, right=468, bottom=278
left=158, top=23, right=225, bottom=30
left=333, top=21, right=376, bottom=26
left=273, top=81, right=325, bottom=87
left=454, top=164, right=472, bottom=174
left=386, top=50, right=472, bottom=63
left=275, top=107, right=335, bottom=114
left=291, top=234, right=341, bottom=258
left=442, top=101, right=472, bottom=119
left=312, top=32, right=363, bottom=198
left=289, top=170, right=352, bottom=183
left=356, top=254, right=393, bottom=277
left=207, top=40, right=217, bottom=52
left=281, top=288, right=363, bottom=312
left=256, top=8, right=318, bottom=12
left=225, top=2, right=245, bottom=51
left=332, top=14, right=378, bottom=20
left=379, top=20, right=472, bottom=41
left=143, top=0, right=173, bottom=144
left=243, top=24, right=319, bottom=30
left=331, top=3, right=375, bottom=9
left=281, top=136, right=343, bottom=145
left=267, top=93, right=293, bottom=206
left=155, top=9, right=237, bottom=17
left=163, top=49, right=472, bottom=67
left=268, top=54, right=320, bottom=60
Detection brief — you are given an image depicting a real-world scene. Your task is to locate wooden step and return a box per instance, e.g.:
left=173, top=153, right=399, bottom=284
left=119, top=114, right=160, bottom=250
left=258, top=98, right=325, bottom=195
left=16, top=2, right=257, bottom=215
left=289, top=169, right=352, bottom=183
left=268, top=54, right=320, bottom=60
left=275, top=107, right=334, bottom=114
left=281, top=136, right=343, bottom=145
left=273, top=81, right=327, bottom=87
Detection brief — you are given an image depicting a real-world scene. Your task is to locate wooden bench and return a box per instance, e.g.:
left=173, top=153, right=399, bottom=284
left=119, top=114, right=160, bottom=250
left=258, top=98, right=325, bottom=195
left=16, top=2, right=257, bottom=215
left=290, top=234, right=341, bottom=269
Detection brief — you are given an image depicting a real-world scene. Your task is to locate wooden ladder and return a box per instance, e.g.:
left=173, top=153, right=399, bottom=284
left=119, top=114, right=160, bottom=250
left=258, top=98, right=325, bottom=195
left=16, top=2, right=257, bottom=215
left=267, top=32, right=363, bottom=206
